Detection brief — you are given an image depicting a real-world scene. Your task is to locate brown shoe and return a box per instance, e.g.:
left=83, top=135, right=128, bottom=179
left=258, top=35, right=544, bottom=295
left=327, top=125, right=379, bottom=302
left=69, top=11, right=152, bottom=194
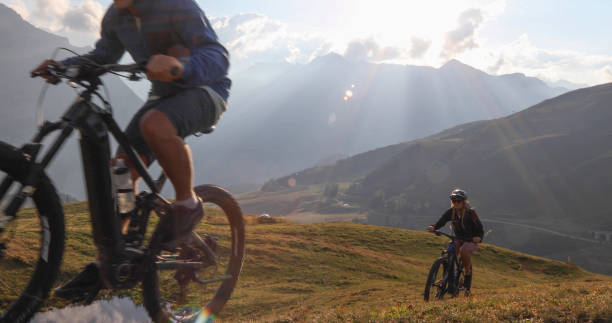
left=159, top=198, right=204, bottom=250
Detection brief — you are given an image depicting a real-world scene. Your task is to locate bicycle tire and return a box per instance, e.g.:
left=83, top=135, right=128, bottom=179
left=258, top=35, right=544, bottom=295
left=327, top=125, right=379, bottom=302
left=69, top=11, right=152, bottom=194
left=0, top=142, right=65, bottom=323
left=452, top=262, right=465, bottom=297
left=142, top=184, right=245, bottom=322
left=424, top=257, right=447, bottom=301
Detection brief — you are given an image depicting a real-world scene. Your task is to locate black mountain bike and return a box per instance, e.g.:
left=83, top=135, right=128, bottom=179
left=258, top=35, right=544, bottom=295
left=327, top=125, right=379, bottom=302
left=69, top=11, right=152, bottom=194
left=423, top=231, right=467, bottom=301
left=0, top=59, right=245, bottom=322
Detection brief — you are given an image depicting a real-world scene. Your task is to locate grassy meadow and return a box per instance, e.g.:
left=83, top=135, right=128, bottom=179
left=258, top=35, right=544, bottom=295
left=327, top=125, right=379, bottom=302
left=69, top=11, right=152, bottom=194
left=0, top=202, right=610, bottom=322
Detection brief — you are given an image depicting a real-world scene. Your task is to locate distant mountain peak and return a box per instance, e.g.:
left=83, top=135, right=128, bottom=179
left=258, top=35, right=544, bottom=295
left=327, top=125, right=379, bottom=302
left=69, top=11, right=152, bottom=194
left=440, top=59, right=485, bottom=75
left=0, top=3, right=25, bottom=21
left=0, top=3, right=71, bottom=50
left=312, top=52, right=347, bottom=65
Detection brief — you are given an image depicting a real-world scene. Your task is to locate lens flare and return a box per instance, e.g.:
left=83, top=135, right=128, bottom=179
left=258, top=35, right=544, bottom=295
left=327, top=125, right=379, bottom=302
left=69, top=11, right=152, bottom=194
left=344, top=88, right=354, bottom=101
left=195, top=308, right=214, bottom=323
left=328, top=113, right=337, bottom=125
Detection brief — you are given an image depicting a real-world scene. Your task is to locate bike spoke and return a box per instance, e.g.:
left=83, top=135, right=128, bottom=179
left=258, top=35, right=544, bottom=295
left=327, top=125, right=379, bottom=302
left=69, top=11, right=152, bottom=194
left=193, top=274, right=232, bottom=285
left=156, top=261, right=212, bottom=271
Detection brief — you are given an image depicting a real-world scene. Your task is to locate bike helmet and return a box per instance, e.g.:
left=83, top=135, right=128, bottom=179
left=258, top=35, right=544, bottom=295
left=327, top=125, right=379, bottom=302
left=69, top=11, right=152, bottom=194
left=449, top=189, right=467, bottom=201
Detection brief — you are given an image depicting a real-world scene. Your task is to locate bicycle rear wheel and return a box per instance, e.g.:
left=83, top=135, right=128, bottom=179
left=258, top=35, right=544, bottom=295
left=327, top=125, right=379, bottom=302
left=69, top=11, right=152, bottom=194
left=142, top=185, right=245, bottom=323
left=0, top=142, right=65, bottom=323
left=423, top=257, right=447, bottom=301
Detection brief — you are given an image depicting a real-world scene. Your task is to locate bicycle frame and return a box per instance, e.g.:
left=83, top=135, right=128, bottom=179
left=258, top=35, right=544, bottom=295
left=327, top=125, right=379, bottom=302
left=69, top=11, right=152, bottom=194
left=0, top=86, right=166, bottom=286
left=443, top=242, right=463, bottom=290
left=431, top=231, right=464, bottom=296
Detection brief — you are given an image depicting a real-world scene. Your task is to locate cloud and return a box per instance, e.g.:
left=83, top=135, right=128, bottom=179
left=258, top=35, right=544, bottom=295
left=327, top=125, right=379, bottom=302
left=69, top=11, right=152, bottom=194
left=473, top=34, right=612, bottom=85
left=343, top=38, right=404, bottom=62
left=5, top=0, right=28, bottom=19
left=601, top=66, right=612, bottom=82
left=441, top=8, right=484, bottom=59
left=211, top=13, right=331, bottom=69
left=487, top=56, right=505, bottom=74
left=29, top=0, right=70, bottom=30
left=5, top=0, right=104, bottom=45
left=409, top=37, right=431, bottom=59
left=62, top=0, right=104, bottom=33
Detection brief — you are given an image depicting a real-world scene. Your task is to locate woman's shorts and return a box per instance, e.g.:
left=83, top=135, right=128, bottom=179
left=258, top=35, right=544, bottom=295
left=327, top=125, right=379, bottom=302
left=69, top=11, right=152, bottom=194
left=454, top=240, right=479, bottom=255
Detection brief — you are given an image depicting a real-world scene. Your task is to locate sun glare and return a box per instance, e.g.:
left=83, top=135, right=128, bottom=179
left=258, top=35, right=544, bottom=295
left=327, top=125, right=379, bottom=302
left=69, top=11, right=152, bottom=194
left=315, top=0, right=505, bottom=66
left=339, top=0, right=464, bottom=45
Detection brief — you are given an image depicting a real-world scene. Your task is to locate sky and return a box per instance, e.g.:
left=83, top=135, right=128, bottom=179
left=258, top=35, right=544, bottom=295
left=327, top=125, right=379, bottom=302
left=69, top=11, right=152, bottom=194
left=3, top=0, right=612, bottom=85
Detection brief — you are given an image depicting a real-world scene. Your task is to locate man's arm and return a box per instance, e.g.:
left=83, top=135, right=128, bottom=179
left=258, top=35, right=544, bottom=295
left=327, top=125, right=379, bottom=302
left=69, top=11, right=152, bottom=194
left=62, top=7, right=125, bottom=66
left=170, top=0, right=230, bottom=85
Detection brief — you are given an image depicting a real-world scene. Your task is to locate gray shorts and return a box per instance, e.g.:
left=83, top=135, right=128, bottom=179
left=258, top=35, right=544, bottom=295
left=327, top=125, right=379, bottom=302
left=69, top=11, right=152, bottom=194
left=121, top=88, right=220, bottom=162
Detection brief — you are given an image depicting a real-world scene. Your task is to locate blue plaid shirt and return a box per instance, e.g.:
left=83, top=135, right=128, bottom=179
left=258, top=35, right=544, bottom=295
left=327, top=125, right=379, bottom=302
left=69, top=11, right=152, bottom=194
left=63, top=0, right=231, bottom=101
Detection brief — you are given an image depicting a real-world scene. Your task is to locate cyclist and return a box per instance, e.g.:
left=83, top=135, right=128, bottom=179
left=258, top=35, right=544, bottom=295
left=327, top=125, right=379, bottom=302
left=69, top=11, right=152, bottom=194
left=428, top=189, right=484, bottom=296
left=31, top=0, right=230, bottom=298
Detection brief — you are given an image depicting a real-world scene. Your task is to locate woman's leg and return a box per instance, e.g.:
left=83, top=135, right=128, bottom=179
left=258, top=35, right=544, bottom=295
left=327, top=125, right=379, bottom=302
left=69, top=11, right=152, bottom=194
left=460, top=247, right=472, bottom=275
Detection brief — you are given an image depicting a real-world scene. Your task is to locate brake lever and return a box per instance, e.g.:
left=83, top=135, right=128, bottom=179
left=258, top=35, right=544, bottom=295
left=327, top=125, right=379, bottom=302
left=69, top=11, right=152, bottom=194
left=31, top=71, right=61, bottom=85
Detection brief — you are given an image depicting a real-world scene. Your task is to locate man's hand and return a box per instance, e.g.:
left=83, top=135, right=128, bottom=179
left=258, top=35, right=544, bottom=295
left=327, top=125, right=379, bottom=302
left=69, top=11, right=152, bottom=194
left=31, top=60, right=62, bottom=83
left=428, top=225, right=435, bottom=232
left=146, top=55, right=184, bottom=82
left=473, top=237, right=482, bottom=243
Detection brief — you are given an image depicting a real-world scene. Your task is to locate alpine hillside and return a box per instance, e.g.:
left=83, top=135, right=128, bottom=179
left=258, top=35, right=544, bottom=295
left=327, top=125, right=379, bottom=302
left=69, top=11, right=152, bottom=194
left=247, top=82, right=612, bottom=275
left=191, top=52, right=568, bottom=192
left=1, top=203, right=610, bottom=322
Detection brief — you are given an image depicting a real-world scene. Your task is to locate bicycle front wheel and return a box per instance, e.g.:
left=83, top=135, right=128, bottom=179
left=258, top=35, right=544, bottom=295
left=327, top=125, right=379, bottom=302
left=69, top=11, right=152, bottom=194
left=142, top=185, right=245, bottom=323
left=424, top=257, right=447, bottom=301
left=0, top=142, right=65, bottom=323
left=452, top=263, right=465, bottom=297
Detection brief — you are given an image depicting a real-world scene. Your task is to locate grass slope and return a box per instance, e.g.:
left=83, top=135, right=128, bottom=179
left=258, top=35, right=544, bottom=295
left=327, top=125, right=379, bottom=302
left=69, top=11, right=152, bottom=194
left=0, top=202, right=610, bottom=322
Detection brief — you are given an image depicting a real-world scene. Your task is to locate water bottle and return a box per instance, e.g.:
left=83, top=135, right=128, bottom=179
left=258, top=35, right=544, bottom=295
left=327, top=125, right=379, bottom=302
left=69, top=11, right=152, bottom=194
left=113, top=159, right=135, bottom=215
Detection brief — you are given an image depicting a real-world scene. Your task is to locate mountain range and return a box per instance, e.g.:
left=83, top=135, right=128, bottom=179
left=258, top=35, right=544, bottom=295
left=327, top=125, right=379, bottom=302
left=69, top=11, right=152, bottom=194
left=0, top=4, right=569, bottom=199
left=194, top=54, right=568, bottom=192
left=256, top=82, right=612, bottom=274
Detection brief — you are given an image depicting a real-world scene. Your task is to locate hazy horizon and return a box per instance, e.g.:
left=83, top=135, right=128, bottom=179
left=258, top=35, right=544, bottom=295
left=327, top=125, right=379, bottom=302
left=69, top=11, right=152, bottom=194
left=2, top=0, right=611, bottom=87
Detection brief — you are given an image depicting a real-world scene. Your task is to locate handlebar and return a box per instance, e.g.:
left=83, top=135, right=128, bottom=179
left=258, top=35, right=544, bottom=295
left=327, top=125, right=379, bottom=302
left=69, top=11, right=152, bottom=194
left=430, top=230, right=482, bottom=243
left=432, top=230, right=457, bottom=241
left=31, top=61, right=147, bottom=84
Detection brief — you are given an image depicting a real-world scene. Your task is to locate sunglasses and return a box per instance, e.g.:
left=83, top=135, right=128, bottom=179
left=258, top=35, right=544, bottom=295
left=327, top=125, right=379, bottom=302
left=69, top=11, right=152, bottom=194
left=451, top=199, right=464, bottom=203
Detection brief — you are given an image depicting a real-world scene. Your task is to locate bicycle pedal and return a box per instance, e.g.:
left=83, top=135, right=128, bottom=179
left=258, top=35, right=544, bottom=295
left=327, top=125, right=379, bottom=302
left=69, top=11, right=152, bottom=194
left=161, top=234, right=194, bottom=252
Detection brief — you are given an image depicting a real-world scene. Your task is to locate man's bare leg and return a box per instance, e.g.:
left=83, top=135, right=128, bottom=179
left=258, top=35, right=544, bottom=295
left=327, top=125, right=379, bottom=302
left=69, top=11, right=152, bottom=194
left=139, top=109, right=196, bottom=203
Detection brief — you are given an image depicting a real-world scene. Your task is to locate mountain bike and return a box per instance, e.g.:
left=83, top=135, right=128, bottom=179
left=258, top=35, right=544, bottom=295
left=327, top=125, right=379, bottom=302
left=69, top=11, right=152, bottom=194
left=0, top=57, right=245, bottom=322
left=423, top=231, right=467, bottom=301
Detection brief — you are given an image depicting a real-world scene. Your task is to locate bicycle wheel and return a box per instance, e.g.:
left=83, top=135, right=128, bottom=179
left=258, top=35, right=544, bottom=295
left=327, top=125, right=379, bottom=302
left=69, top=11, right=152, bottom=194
left=451, top=262, right=465, bottom=297
left=424, top=257, right=448, bottom=301
left=0, top=142, right=65, bottom=323
left=143, top=185, right=245, bottom=323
